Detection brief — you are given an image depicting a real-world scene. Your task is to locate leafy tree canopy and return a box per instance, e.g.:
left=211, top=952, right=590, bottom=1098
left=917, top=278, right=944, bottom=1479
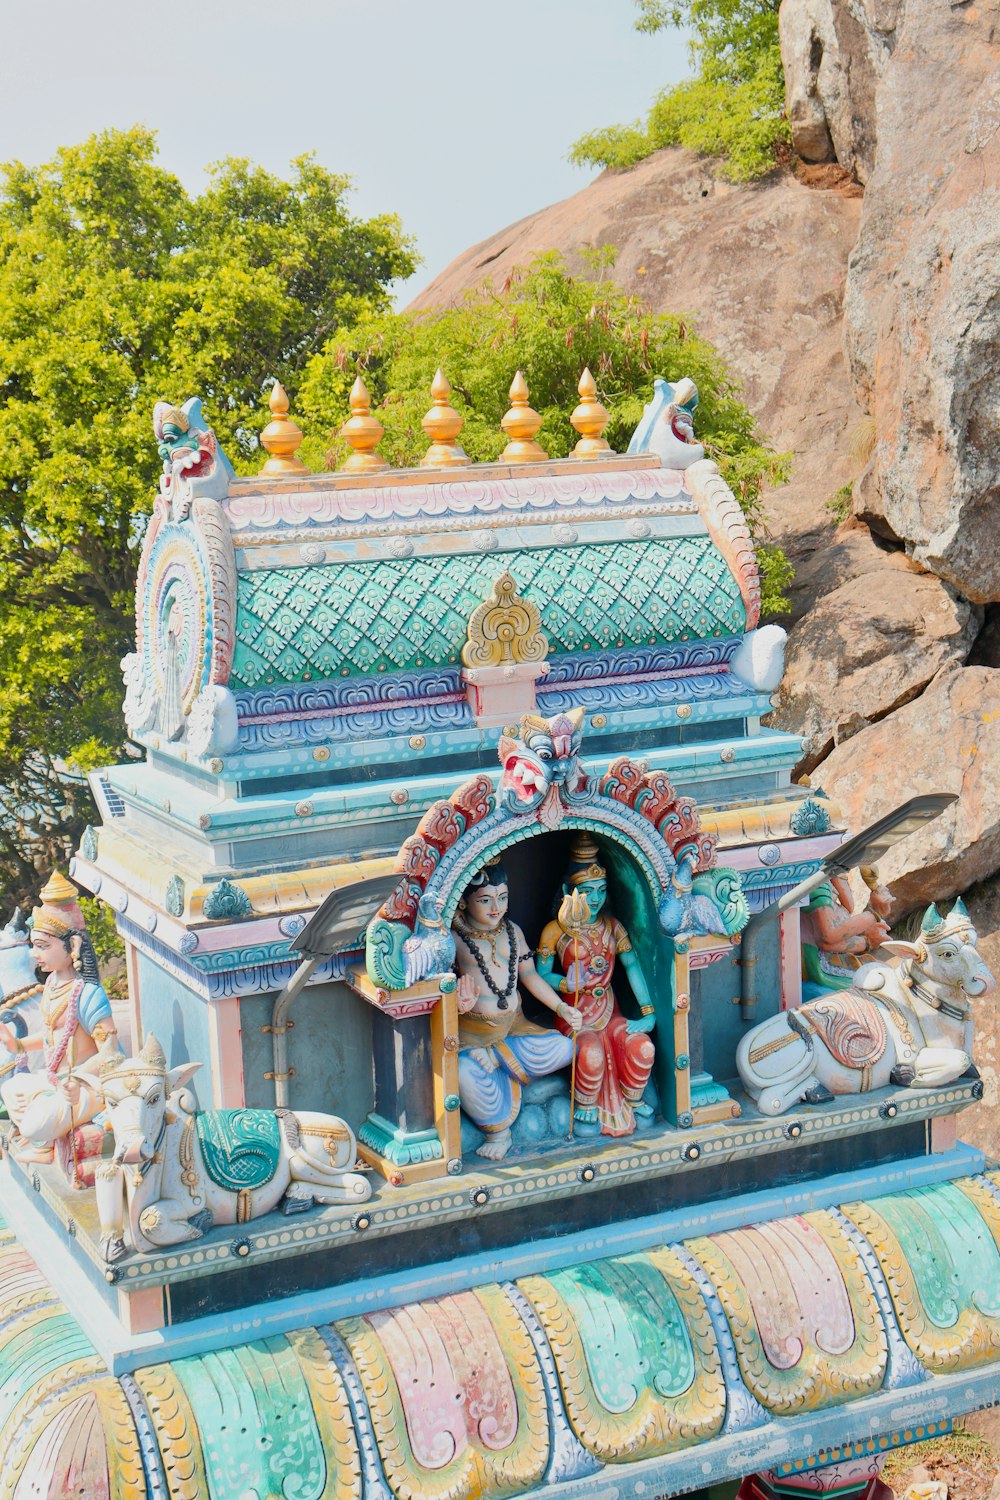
left=299, top=248, right=791, bottom=604
left=570, top=0, right=788, bottom=182
left=0, top=126, right=415, bottom=901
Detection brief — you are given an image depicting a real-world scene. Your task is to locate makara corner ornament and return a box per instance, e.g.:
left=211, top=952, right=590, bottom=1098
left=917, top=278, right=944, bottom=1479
left=153, top=396, right=234, bottom=519
left=627, top=376, right=704, bottom=471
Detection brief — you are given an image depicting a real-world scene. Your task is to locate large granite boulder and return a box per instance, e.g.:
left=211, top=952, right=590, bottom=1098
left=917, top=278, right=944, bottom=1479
left=778, top=0, right=898, bottom=181
left=843, top=0, right=1000, bottom=602
left=772, top=537, right=978, bottom=772
left=814, top=667, right=1000, bottom=914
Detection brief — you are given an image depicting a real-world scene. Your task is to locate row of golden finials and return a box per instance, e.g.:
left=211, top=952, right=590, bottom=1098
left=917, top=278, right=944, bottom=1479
left=258, top=368, right=613, bottom=478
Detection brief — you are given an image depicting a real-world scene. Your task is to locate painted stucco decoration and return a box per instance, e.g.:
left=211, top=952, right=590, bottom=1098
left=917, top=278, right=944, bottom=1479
left=153, top=397, right=234, bottom=519
left=1, top=1173, right=998, bottom=1494
left=731, top=624, right=787, bottom=692
left=627, top=377, right=705, bottom=471
left=738, top=901, right=994, bottom=1114
left=0, top=908, right=43, bottom=1094
left=366, top=713, right=747, bottom=989
left=122, top=397, right=238, bottom=749
left=85, top=1033, right=370, bottom=1261
left=7, top=364, right=992, bottom=1500
left=791, top=796, right=833, bottom=837
left=202, top=878, right=253, bottom=921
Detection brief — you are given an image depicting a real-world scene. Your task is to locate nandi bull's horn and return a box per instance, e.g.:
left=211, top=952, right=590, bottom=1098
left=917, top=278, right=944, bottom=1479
left=140, top=1033, right=167, bottom=1069
left=9, top=907, right=26, bottom=934
left=921, top=903, right=942, bottom=933
left=97, top=1036, right=124, bottom=1078
left=951, top=896, right=970, bottom=921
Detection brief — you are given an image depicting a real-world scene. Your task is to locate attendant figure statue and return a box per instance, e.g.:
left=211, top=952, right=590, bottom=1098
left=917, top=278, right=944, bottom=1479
left=453, top=862, right=582, bottom=1161
left=536, top=835, right=656, bottom=1136
left=0, top=873, right=119, bottom=1162
left=801, top=865, right=892, bottom=998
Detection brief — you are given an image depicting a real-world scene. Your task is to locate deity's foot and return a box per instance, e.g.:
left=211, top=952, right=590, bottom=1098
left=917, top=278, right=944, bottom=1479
left=476, top=1130, right=512, bottom=1160
left=633, top=1100, right=655, bottom=1119
left=9, top=1135, right=54, bottom=1164
left=574, top=1105, right=598, bottom=1124
left=100, top=1234, right=128, bottom=1264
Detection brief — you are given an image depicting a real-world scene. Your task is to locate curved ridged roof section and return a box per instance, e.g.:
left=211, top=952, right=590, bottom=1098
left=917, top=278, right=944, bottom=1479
left=3, top=1174, right=1000, bottom=1498
left=230, top=538, right=747, bottom=690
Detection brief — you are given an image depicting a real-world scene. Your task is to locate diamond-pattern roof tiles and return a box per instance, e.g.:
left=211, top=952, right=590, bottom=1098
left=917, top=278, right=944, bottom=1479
left=230, top=538, right=746, bottom=689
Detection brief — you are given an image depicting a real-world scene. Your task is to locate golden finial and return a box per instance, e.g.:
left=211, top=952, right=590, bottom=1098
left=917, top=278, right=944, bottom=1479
left=339, top=376, right=389, bottom=474
left=500, top=371, right=547, bottom=463
left=259, top=383, right=310, bottom=476
left=420, top=370, right=471, bottom=468
left=570, top=368, right=611, bottom=456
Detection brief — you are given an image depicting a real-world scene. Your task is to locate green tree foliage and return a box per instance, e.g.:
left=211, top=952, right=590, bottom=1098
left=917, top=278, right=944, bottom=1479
left=0, top=127, right=415, bottom=903
left=570, top=0, right=788, bottom=182
left=299, top=249, right=791, bottom=607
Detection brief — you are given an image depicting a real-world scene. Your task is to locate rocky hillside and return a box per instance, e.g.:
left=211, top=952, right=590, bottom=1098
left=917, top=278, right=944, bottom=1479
left=411, top=2, right=1000, bottom=1146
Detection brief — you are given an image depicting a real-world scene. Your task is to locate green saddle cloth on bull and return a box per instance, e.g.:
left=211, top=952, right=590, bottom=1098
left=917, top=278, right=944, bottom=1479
left=196, top=1109, right=282, bottom=1193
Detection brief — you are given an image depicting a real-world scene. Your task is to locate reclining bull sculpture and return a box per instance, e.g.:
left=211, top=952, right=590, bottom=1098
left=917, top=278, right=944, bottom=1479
left=737, top=900, right=994, bottom=1116
left=81, top=1034, right=371, bottom=1263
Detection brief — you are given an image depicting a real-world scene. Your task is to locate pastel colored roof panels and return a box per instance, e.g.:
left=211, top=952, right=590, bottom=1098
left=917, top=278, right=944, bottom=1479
left=3, top=1173, right=1000, bottom=1500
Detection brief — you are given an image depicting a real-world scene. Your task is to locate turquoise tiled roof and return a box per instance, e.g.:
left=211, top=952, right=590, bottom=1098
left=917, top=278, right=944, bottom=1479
left=231, top=538, right=746, bottom=688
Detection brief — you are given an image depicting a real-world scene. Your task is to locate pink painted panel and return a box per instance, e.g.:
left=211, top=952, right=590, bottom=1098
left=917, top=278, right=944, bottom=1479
left=712, top=1217, right=854, bottom=1369
left=13, top=1392, right=109, bottom=1500
left=368, top=1290, right=520, bottom=1470
left=780, top=909, right=803, bottom=1011
left=209, top=994, right=246, bottom=1109
left=225, top=469, right=689, bottom=531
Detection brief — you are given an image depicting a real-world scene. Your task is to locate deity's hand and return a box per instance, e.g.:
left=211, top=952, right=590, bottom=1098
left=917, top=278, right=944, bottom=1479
left=558, top=1002, right=583, bottom=1033
left=561, top=962, right=586, bottom=994
left=0, top=1023, right=15, bottom=1054
left=468, top=1046, right=498, bottom=1073
left=626, top=1013, right=656, bottom=1035
left=61, top=1076, right=82, bottom=1108
left=455, top=975, right=479, bottom=1014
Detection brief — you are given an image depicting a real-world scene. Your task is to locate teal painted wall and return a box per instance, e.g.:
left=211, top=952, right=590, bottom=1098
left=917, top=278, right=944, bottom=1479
left=692, top=920, right=782, bottom=1088
left=136, top=952, right=214, bottom=1079
left=239, top=982, right=375, bottom=1121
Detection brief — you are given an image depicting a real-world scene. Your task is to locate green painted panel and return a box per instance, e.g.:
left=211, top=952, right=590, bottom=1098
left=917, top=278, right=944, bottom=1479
left=870, top=1183, right=1000, bottom=1327
left=0, top=1314, right=94, bottom=1426
left=231, top=538, right=746, bottom=687
left=173, top=1336, right=328, bottom=1500
left=548, top=1255, right=696, bottom=1412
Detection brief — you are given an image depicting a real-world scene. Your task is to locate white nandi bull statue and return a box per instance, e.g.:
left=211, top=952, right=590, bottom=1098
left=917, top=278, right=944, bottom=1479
left=737, top=899, right=994, bottom=1116
left=81, top=1034, right=371, bottom=1263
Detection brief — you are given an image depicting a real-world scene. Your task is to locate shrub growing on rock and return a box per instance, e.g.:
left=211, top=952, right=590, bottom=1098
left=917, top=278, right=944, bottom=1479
left=299, top=249, right=792, bottom=613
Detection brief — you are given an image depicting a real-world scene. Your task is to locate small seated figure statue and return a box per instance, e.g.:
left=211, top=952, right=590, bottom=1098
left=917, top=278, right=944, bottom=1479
left=453, top=861, right=582, bottom=1161
left=0, top=873, right=119, bottom=1162
left=536, top=835, right=656, bottom=1137
left=801, top=865, right=892, bottom=998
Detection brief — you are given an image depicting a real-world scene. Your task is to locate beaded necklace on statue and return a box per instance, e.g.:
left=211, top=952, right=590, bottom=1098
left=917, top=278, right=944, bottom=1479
left=454, top=917, right=518, bottom=1010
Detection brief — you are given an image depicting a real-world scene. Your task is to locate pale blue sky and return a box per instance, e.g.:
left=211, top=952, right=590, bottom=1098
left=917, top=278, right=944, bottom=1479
left=1, top=1, right=688, bottom=296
